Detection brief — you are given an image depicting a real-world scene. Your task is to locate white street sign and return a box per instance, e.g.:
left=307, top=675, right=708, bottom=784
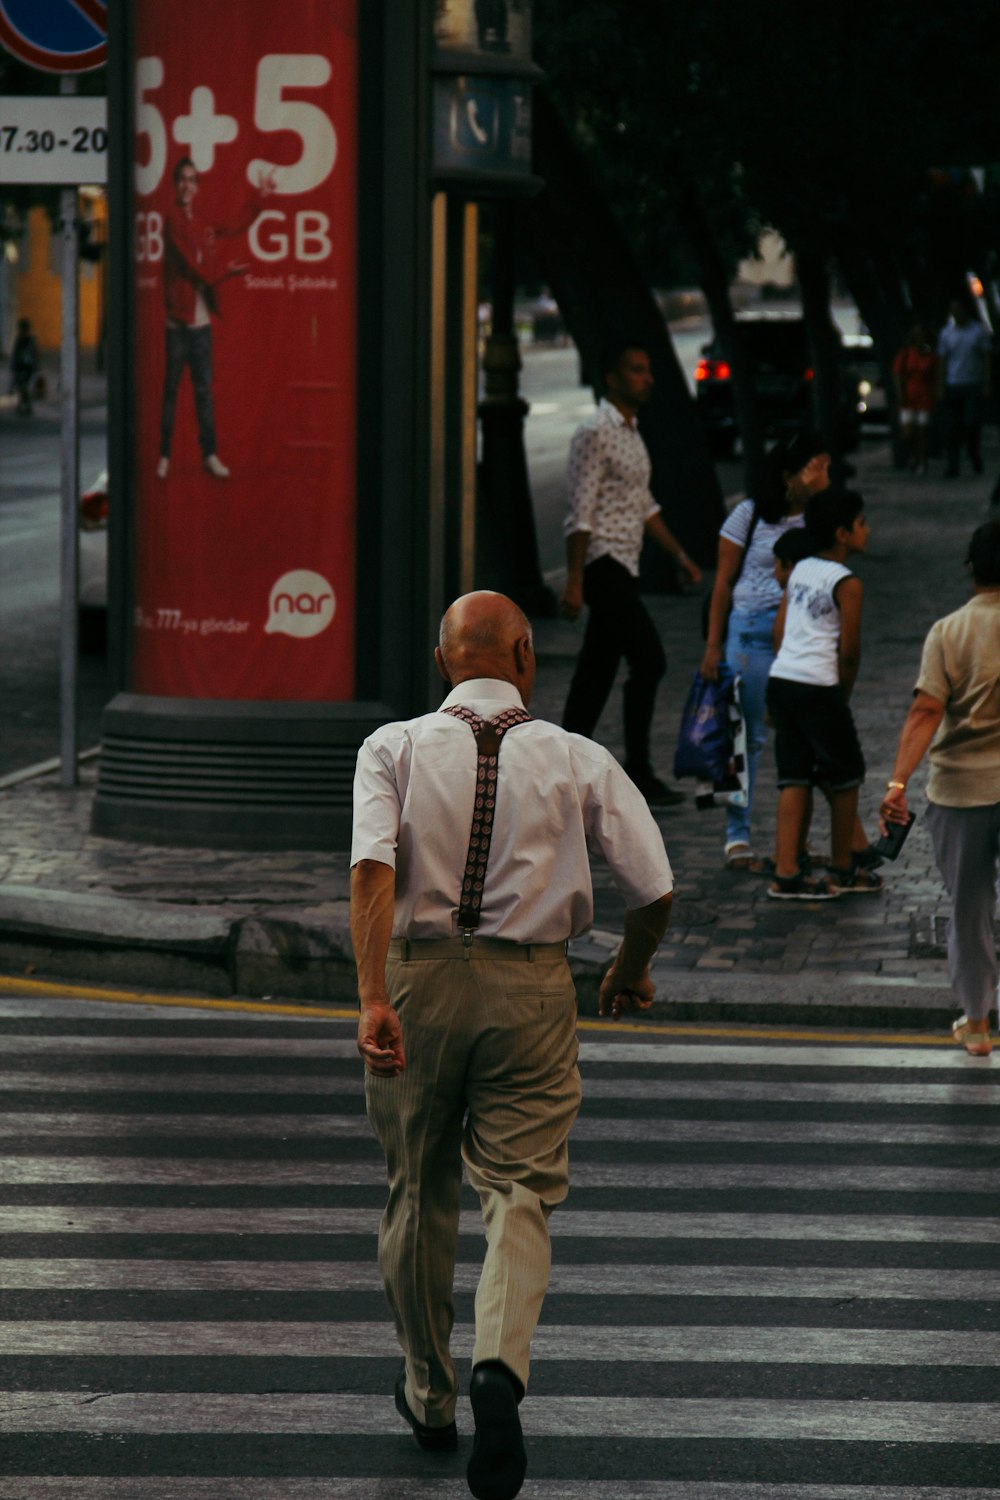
left=0, top=96, right=107, bottom=185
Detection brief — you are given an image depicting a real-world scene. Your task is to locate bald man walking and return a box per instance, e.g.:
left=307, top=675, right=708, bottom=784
left=351, top=591, right=674, bottom=1500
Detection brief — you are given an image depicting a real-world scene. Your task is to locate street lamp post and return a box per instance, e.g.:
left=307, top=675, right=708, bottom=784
left=430, top=3, right=549, bottom=617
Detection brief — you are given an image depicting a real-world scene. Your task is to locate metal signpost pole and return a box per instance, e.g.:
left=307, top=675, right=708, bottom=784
left=0, top=0, right=108, bottom=788
left=58, top=76, right=80, bottom=788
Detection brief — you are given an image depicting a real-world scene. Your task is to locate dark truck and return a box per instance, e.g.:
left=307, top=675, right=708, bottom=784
left=694, top=313, right=863, bottom=456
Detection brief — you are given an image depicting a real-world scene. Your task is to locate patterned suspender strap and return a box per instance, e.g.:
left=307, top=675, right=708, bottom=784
left=442, top=704, right=533, bottom=938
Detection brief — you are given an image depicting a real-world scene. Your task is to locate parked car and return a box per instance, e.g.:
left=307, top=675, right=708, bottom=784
left=78, top=469, right=108, bottom=653
left=841, top=332, right=889, bottom=427
left=694, top=313, right=862, bottom=456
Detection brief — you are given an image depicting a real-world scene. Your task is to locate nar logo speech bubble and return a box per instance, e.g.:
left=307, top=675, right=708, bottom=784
left=265, top=570, right=336, bottom=639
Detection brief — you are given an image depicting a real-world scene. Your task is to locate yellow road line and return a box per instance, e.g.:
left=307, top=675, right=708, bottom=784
left=0, top=972, right=955, bottom=1046
left=0, top=974, right=356, bottom=1021
left=577, top=1017, right=953, bottom=1047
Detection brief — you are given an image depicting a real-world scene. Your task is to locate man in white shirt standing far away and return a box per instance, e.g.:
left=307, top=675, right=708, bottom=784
left=937, top=296, right=992, bottom=479
left=351, top=590, right=674, bottom=1500
left=561, top=339, right=702, bottom=805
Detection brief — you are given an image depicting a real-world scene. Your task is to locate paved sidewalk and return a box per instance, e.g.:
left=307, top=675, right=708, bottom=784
left=0, top=347, right=107, bottom=415
left=2, top=433, right=998, bottom=1029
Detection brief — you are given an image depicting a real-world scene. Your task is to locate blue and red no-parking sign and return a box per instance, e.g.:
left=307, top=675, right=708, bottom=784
left=0, top=0, right=107, bottom=75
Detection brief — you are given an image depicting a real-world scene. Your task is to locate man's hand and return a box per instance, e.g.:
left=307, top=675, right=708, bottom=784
left=879, top=783, right=910, bottom=833
left=598, top=967, right=655, bottom=1020
left=560, top=578, right=583, bottom=621
left=598, top=895, right=671, bottom=1019
left=679, top=555, right=703, bottom=585
left=357, top=1000, right=406, bottom=1077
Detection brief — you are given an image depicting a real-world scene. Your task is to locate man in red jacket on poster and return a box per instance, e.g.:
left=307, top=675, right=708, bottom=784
left=157, top=157, right=272, bottom=481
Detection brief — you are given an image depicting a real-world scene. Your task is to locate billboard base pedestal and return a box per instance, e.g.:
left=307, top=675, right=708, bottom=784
left=91, top=693, right=387, bottom=851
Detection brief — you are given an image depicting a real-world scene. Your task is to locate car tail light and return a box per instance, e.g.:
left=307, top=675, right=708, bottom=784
left=80, top=485, right=109, bottom=527
left=804, top=367, right=814, bottom=381
left=695, top=358, right=732, bottom=382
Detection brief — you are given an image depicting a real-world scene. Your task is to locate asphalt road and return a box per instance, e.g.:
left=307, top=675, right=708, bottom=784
left=0, top=984, right=996, bottom=1493
left=0, top=401, right=109, bottom=779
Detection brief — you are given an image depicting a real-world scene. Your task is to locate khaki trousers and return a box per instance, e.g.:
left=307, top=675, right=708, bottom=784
left=365, top=938, right=581, bottom=1428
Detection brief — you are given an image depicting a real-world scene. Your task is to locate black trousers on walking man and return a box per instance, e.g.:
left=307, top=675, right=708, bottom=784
left=562, top=555, right=665, bottom=780
left=943, top=383, right=985, bottom=476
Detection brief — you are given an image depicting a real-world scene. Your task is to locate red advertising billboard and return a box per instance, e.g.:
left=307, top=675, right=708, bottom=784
left=131, top=0, right=356, bottom=700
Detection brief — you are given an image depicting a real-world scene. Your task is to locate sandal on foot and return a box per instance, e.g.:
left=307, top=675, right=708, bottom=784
left=767, top=873, right=839, bottom=901
left=827, top=864, right=884, bottom=895
left=853, top=844, right=885, bottom=873
left=724, top=843, right=756, bottom=870
left=754, top=853, right=812, bottom=879
left=952, top=1017, right=993, bottom=1057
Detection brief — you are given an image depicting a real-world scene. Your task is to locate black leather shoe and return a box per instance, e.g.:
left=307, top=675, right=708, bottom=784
left=394, top=1371, right=458, bottom=1452
left=467, top=1363, right=526, bottom=1500
left=627, top=771, right=685, bottom=807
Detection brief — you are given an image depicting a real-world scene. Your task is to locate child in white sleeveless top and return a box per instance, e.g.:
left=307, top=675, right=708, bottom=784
left=765, top=490, right=882, bottom=899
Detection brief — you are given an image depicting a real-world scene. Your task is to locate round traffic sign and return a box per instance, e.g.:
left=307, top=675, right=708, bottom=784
left=0, top=0, right=108, bottom=75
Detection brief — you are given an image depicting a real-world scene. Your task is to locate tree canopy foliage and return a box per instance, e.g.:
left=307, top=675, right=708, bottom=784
left=534, top=0, right=1000, bottom=310
left=530, top=0, right=1000, bottom=474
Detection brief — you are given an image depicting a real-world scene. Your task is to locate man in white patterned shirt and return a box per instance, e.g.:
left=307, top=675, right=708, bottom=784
left=561, top=340, right=702, bottom=804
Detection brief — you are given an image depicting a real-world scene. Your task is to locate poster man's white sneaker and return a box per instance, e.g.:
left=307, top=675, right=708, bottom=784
left=204, top=455, right=230, bottom=478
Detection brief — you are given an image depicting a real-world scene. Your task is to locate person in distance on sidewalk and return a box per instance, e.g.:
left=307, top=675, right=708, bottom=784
left=892, top=322, right=938, bottom=476
left=561, top=339, right=702, bottom=806
left=936, top=298, right=991, bottom=479
left=881, top=520, right=1000, bottom=1057
left=351, top=591, right=674, bottom=1499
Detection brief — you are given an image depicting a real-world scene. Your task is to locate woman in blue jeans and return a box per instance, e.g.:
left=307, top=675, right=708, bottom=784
left=700, top=433, right=831, bottom=868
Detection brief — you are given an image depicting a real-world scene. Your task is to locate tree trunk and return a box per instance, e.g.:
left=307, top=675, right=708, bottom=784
left=522, top=89, right=724, bottom=569
left=834, top=231, right=910, bottom=467
left=676, top=182, right=768, bottom=499
left=795, top=239, right=852, bottom=484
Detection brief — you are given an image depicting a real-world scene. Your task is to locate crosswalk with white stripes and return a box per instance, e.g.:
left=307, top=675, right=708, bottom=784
left=0, top=993, right=998, bottom=1497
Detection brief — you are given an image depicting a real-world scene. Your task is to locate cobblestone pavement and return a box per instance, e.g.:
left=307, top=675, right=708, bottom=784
left=2, top=432, right=998, bottom=1008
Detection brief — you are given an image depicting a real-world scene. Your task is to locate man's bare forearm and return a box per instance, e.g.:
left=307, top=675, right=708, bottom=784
left=890, top=694, right=946, bottom=786
left=350, top=859, right=396, bottom=1005
left=565, top=531, right=590, bottom=586
left=613, top=894, right=673, bottom=986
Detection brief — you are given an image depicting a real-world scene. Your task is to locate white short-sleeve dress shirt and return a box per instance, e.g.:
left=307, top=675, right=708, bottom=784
left=351, top=678, right=674, bottom=942
left=563, top=399, right=661, bottom=577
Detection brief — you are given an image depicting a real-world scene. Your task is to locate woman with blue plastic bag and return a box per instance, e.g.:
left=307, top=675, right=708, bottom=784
left=699, top=433, right=830, bottom=869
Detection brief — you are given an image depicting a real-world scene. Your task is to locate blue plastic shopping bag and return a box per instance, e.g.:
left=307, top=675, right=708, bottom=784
left=673, top=669, right=737, bottom=782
